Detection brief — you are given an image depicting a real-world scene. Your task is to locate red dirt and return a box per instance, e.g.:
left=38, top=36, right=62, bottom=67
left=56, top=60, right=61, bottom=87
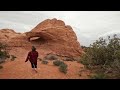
left=0, top=48, right=91, bottom=79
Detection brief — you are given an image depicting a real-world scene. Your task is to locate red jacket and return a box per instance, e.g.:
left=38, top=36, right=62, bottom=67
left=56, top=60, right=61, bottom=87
left=25, top=51, right=38, bottom=64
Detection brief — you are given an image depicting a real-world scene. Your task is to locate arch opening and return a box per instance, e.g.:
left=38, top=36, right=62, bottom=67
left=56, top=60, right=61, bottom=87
left=29, top=36, right=47, bottom=45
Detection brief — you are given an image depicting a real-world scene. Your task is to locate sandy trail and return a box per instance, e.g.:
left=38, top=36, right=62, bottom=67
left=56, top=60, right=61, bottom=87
left=0, top=48, right=90, bottom=79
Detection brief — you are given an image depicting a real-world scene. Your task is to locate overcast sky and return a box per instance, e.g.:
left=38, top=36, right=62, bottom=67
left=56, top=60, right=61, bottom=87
left=0, top=11, right=120, bottom=46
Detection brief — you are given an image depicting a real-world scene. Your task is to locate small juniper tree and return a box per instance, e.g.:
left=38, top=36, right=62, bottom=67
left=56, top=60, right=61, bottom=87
left=80, top=34, right=120, bottom=79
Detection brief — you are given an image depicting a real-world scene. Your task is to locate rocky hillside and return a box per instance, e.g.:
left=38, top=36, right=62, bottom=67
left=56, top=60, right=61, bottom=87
left=0, top=18, right=83, bottom=57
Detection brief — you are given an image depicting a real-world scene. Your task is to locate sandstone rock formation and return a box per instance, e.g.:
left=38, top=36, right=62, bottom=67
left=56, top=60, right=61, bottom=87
left=0, top=29, right=29, bottom=48
left=26, top=18, right=82, bottom=57
left=0, top=18, right=82, bottom=57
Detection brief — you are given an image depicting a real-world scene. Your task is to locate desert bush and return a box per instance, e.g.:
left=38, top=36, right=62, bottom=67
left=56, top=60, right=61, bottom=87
left=38, top=58, right=42, bottom=61
left=0, top=60, right=5, bottom=64
left=41, top=60, right=48, bottom=64
left=53, top=60, right=64, bottom=66
left=0, top=51, right=7, bottom=58
left=80, top=34, right=120, bottom=79
left=73, top=57, right=81, bottom=62
left=11, top=55, right=17, bottom=61
left=0, top=42, right=7, bottom=50
left=0, top=43, right=9, bottom=61
left=0, top=65, right=3, bottom=69
left=59, top=63, right=68, bottom=74
left=53, top=60, right=68, bottom=74
left=6, top=54, right=10, bottom=58
left=90, top=73, right=108, bottom=79
left=63, top=57, right=75, bottom=61
left=44, top=53, right=58, bottom=60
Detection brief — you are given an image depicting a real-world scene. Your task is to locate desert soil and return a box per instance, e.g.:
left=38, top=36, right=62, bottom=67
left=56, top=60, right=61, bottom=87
left=0, top=48, right=91, bottom=79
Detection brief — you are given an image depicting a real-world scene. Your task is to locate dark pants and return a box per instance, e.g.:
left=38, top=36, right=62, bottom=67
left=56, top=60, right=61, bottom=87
left=30, top=62, right=37, bottom=68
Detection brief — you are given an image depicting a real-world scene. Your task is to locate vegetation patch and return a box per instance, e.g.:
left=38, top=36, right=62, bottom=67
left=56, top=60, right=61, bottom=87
left=10, top=55, right=17, bottom=61
left=80, top=34, right=120, bottom=79
left=53, top=60, right=68, bottom=74
left=44, top=53, right=58, bottom=60
left=59, top=63, right=68, bottom=74
left=38, top=58, right=42, bottom=61
left=53, top=60, right=64, bottom=66
left=0, top=42, right=10, bottom=62
left=41, top=60, right=49, bottom=64
left=63, top=57, right=74, bottom=61
left=0, top=65, right=3, bottom=69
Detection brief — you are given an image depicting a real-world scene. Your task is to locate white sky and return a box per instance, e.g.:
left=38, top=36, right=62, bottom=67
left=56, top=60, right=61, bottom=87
left=0, top=11, right=120, bottom=46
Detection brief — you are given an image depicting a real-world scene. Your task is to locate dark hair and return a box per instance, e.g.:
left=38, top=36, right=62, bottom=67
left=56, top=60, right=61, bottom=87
left=32, top=46, right=36, bottom=51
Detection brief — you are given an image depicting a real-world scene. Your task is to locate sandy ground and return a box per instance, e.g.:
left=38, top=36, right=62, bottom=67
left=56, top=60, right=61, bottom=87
left=0, top=48, right=91, bottom=79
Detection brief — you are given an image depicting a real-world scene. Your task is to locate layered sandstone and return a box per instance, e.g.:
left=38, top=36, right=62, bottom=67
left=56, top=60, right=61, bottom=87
left=26, top=18, right=82, bottom=57
left=0, top=18, right=82, bottom=57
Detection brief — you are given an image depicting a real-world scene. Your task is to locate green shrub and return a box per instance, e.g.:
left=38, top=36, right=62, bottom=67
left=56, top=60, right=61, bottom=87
left=80, top=34, right=120, bottom=79
left=0, top=43, right=9, bottom=62
left=41, top=60, right=48, bottom=64
left=90, top=73, right=108, bottom=79
left=0, top=65, right=3, bottom=69
left=59, top=63, right=68, bottom=74
left=63, top=57, right=74, bottom=61
left=38, top=58, right=42, bottom=61
left=44, top=53, right=58, bottom=60
left=0, top=60, right=5, bottom=64
left=53, top=60, right=68, bottom=74
left=53, top=60, right=64, bottom=66
left=0, top=51, right=8, bottom=59
left=11, top=55, right=17, bottom=61
left=6, top=54, right=10, bottom=58
left=73, top=57, right=81, bottom=62
left=0, top=42, right=7, bottom=50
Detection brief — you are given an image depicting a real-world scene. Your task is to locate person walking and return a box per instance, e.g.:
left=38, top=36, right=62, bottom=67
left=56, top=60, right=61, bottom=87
left=25, top=46, right=38, bottom=73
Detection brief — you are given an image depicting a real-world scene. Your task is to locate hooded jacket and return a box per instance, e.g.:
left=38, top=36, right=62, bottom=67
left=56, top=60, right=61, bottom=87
left=25, top=51, right=38, bottom=64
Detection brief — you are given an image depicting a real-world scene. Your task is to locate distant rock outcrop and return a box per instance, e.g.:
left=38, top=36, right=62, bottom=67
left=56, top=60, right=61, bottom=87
left=0, top=29, right=30, bottom=48
left=0, top=18, right=82, bottom=57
